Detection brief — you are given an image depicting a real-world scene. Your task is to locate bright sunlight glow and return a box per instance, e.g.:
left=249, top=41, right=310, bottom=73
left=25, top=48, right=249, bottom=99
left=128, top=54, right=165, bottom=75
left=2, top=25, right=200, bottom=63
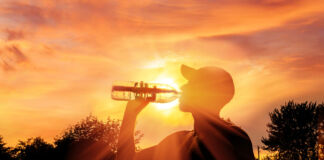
left=153, top=76, right=180, bottom=110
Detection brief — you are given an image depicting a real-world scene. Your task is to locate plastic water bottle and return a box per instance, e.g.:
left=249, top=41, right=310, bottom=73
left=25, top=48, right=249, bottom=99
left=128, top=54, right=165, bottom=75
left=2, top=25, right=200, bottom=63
left=111, top=81, right=180, bottom=103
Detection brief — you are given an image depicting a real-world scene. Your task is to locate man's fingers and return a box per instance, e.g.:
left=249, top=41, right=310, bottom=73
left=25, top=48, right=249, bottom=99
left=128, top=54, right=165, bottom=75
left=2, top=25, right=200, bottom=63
left=126, top=99, right=150, bottom=114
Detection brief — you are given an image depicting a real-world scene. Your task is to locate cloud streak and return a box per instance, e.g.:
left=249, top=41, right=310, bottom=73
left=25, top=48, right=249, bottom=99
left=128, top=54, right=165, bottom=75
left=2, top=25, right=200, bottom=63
left=0, top=44, right=29, bottom=72
left=4, top=29, right=25, bottom=41
left=198, top=13, right=324, bottom=75
left=1, top=0, right=323, bottom=38
left=7, top=45, right=28, bottom=63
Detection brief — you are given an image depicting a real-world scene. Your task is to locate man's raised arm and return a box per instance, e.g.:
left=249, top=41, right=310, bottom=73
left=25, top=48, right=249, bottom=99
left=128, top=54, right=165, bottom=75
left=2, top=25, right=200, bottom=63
left=116, top=100, right=148, bottom=160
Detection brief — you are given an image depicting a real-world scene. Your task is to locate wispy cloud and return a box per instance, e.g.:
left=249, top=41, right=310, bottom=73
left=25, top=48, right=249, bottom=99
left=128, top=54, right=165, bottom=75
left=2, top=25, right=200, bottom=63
left=0, top=44, right=29, bottom=72
left=197, top=14, right=324, bottom=77
left=1, top=60, right=15, bottom=72
left=4, top=29, right=25, bottom=41
left=7, top=45, right=28, bottom=63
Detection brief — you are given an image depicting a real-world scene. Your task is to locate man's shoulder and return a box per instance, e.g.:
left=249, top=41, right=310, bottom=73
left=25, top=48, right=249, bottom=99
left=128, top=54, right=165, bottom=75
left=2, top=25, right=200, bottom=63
left=165, top=130, right=193, bottom=137
left=135, top=131, right=194, bottom=160
left=215, top=118, right=250, bottom=139
left=159, top=130, right=193, bottom=144
left=230, top=125, right=252, bottom=141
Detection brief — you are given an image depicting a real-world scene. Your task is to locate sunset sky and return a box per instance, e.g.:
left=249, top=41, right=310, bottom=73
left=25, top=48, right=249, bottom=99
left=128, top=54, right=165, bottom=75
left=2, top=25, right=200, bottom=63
left=1, top=0, right=324, bottom=157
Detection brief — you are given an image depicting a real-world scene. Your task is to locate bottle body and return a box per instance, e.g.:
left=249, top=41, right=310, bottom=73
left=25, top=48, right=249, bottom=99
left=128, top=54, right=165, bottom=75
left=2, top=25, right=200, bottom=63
left=111, top=81, right=179, bottom=103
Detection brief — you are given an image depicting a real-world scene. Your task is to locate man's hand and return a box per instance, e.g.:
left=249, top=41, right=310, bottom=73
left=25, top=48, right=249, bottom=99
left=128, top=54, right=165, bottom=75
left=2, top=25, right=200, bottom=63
left=125, top=99, right=149, bottom=116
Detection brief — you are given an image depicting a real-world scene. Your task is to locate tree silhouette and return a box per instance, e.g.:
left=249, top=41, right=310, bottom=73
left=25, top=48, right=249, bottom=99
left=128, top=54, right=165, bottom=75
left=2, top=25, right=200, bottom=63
left=12, top=137, right=55, bottom=160
left=0, top=135, right=13, bottom=160
left=54, top=115, right=143, bottom=160
left=262, top=101, right=323, bottom=160
left=0, top=115, right=143, bottom=160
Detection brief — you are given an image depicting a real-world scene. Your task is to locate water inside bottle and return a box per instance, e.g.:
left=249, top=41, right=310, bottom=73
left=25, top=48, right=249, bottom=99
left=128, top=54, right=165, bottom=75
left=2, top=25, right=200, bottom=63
left=111, top=81, right=180, bottom=103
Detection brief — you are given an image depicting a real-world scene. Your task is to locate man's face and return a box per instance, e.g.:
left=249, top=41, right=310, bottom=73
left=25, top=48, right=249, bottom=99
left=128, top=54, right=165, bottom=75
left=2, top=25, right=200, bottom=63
left=179, top=80, right=208, bottom=112
left=179, top=81, right=193, bottom=112
left=179, top=79, right=228, bottom=113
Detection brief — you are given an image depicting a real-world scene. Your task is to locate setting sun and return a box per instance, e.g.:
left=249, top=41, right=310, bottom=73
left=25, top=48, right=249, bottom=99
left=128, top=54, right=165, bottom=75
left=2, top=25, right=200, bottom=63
left=152, top=76, right=180, bottom=110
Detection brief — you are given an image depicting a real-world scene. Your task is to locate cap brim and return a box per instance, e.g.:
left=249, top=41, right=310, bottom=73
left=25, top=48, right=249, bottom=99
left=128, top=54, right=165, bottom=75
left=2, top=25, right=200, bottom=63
left=181, top=64, right=197, bottom=80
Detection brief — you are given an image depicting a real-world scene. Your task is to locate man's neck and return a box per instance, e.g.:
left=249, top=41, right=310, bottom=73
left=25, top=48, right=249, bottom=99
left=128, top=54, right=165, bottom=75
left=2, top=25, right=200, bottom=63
left=192, top=110, right=221, bottom=134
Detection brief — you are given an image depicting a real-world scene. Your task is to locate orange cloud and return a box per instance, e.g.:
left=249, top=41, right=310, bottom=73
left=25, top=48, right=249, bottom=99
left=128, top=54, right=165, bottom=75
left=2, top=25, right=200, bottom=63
left=3, top=29, right=25, bottom=41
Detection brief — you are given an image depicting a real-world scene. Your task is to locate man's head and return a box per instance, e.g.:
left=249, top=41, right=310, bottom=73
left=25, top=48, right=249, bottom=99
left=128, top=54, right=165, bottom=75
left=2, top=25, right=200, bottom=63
left=179, top=64, right=235, bottom=115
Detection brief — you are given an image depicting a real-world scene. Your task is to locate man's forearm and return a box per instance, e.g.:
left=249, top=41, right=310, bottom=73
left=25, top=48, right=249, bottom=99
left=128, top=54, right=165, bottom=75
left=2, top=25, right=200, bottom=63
left=116, top=100, right=149, bottom=160
left=117, top=112, right=137, bottom=160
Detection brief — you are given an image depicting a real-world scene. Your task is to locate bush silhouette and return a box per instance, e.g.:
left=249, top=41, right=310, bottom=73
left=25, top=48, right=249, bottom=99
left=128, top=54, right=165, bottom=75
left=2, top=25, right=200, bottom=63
left=12, top=137, right=55, bottom=160
left=54, top=115, right=142, bottom=160
left=0, top=136, right=13, bottom=160
left=0, top=115, right=142, bottom=160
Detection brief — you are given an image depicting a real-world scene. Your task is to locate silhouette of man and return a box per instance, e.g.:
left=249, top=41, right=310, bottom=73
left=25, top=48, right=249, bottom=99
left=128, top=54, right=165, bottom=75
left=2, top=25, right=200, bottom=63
left=117, top=65, right=255, bottom=160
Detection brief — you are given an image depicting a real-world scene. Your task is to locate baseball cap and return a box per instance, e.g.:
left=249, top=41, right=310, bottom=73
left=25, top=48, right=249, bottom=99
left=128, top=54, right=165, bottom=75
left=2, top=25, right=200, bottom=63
left=180, top=64, right=235, bottom=96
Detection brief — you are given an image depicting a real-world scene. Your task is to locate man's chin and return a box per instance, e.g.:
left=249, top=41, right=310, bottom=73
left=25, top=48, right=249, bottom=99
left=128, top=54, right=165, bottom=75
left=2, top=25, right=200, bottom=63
left=179, top=104, right=191, bottom=112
